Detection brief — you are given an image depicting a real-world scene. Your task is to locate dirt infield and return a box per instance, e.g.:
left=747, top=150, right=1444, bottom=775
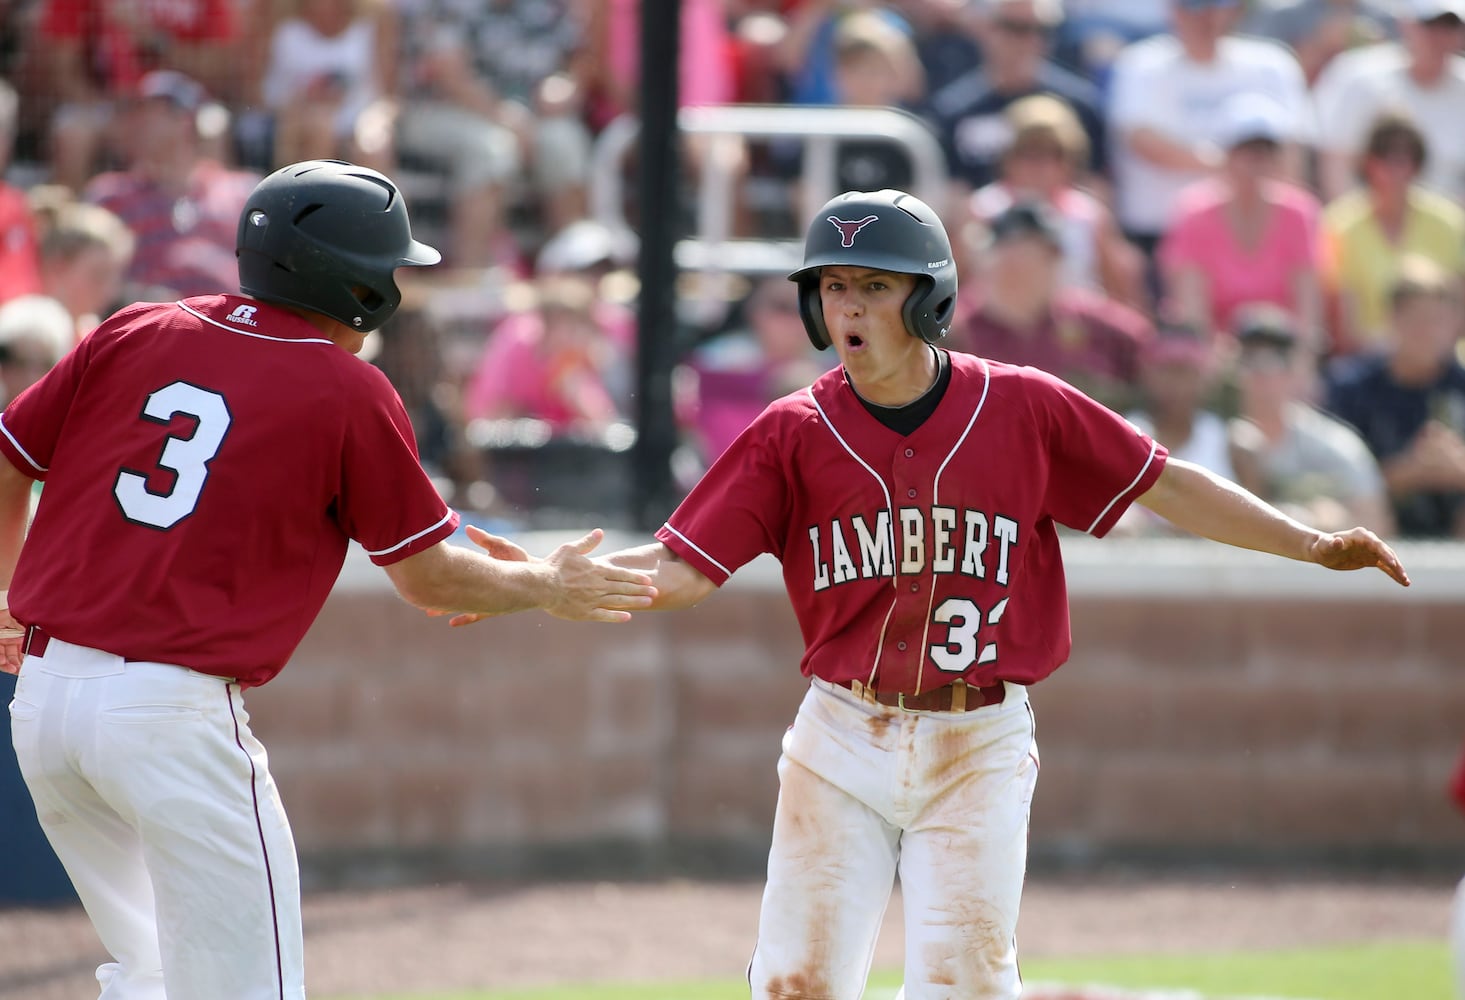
left=1, top=875, right=1455, bottom=999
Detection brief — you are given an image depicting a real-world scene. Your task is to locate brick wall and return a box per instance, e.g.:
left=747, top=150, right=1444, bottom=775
left=245, top=536, right=1465, bottom=886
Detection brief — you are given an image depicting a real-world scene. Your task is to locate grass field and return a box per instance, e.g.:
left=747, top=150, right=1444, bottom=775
left=344, top=940, right=1454, bottom=1000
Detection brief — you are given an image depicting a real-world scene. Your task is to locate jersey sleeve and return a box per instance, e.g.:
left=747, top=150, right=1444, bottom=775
left=0, top=318, right=103, bottom=478
left=1033, top=369, right=1168, bottom=536
left=655, top=406, right=793, bottom=585
left=335, top=365, right=460, bottom=565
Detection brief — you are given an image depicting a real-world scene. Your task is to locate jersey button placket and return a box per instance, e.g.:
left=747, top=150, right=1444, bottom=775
left=906, top=488, right=917, bottom=498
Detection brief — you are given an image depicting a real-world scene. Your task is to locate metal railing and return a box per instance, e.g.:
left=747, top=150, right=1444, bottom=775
left=589, top=104, right=948, bottom=290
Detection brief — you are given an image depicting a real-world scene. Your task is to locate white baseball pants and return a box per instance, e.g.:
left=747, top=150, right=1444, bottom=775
left=1453, top=874, right=1465, bottom=1000
left=749, top=677, right=1038, bottom=1000
left=8, top=635, right=303, bottom=1000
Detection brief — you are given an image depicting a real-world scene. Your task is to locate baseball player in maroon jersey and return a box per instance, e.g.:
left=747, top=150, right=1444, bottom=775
left=0, top=160, right=654, bottom=1000
left=448, top=188, right=1408, bottom=999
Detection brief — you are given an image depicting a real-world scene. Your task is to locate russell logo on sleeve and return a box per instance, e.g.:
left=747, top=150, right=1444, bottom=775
left=227, top=304, right=260, bottom=328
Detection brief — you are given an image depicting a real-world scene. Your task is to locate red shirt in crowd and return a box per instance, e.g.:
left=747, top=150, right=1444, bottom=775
left=950, top=288, right=1152, bottom=413
left=0, top=185, right=42, bottom=305
left=39, top=0, right=237, bottom=90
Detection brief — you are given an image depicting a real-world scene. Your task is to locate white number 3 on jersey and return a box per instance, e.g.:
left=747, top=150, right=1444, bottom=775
left=114, top=381, right=232, bottom=530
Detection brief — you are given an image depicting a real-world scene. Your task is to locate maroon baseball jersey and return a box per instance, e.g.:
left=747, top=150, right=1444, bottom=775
left=0, top=295, right=459, bottom=686
left=656, top=352, right=1167, bottom=692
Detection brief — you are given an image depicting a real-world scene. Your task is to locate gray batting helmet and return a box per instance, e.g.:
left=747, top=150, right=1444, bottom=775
left=788, top=189, right=958, bottom=350
left=236, top=159, right=440, bottom=333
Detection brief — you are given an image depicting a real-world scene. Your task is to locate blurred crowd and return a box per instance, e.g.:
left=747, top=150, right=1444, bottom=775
left=1, top=0, right=1465, bottom=536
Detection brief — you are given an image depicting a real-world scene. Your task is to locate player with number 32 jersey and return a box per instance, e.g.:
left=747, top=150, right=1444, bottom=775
left=663, top=352, right=1163, bottom=695
left=548, top=189, right=1409, bottom=1000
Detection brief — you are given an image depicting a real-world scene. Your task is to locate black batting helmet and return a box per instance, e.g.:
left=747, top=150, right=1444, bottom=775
left=236, top=160, right=440, bottom=333
left=788, top=189, right=958, bottom=350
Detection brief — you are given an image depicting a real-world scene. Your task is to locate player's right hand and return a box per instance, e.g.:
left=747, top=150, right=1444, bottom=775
left=542, top=529, right=657, bottom=623
left=0, top=597, right=21, bottom=674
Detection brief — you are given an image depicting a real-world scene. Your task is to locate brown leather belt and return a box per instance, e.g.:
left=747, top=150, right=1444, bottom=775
left=22, top=624, right=50, bottom=659
left=837, top=677, right=1006, bottom=713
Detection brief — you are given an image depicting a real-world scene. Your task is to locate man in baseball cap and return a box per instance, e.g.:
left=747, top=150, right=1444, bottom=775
left=957, top=199, right=1152, bottom=413
left=136, top=69, right=209, bottom=112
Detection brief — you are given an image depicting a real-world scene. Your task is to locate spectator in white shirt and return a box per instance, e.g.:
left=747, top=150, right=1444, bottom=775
left=1107, top=0, right=1312, bottom=265
left=1312, top=0, right=1465, bottom=203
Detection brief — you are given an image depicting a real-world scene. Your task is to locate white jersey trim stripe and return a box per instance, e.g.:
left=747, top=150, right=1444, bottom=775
left=919, top=355, right=991, bottom=693
left=931, top=355, right=991, bottom=502
left=0, top=415, right=46, bottom=472
left=364, top=510, right=456, bottom=557
left=661, top=524, right=732, bottom=579
left=1085, top=439, right=1160, bottom=535
left=808, top=387, right=894, bottom=515
left=808, top=386, right=898, bottom=685
left=177, top=302, right=336, bottom=345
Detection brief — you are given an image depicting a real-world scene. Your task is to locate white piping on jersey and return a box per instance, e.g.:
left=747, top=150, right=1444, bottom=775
left=177, top=302, right=336, bottom=345
left=807, top=386, right=899, bottom=689
left=364, top=510, right=456, bottom=557
left=1085, top=439, right=1159, bottom=535
left=915, top=356, right=992, bottom=694
left=0, top=414, right=45, bottom=472
left=661, top=524, right=732, bottom=579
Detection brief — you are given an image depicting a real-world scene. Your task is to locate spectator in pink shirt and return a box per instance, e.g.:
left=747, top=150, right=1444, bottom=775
left=584, top=0, right=736, bottom=126
left=462, top=275, right=624, bottom=432
left=1159, top=92, right=1323, bottom=344
left=0, top=80, right=41, bottom=307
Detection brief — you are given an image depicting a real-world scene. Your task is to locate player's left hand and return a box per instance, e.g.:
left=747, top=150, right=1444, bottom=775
left=1306, top=527, right=1410, bottom=587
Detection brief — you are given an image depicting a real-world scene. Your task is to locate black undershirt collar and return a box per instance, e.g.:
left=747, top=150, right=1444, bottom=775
left=851, top=347, right=952, bottom=436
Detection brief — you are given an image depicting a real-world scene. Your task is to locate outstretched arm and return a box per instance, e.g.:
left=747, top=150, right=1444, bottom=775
left=1136, top=458, right=1410, bottom=586
left=387, top=527, right=656, bottom=624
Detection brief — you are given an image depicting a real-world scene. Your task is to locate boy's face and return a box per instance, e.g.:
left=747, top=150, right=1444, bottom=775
left=835, top=49, right=902, bottom=106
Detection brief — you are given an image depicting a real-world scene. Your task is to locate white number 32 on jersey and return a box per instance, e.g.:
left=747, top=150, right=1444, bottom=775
left=113, top=381, right=232, bottom=530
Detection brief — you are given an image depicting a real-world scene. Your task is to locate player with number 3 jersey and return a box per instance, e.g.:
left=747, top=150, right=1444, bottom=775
left=0, top=160, right=654, bottom=1000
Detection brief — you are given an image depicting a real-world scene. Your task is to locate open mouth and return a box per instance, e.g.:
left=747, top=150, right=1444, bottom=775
left=845, top=333, right=865, bottom=349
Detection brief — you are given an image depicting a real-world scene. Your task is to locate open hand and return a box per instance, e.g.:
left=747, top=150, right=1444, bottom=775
left=430, top=526, right=655, bottom=625
left=1307, top=527, right=1410, bottom=586
left=541, top=529, right=657, bottom=623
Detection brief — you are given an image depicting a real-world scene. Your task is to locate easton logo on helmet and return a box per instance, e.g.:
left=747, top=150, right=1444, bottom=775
left=827, top=214, right=880, bottom=248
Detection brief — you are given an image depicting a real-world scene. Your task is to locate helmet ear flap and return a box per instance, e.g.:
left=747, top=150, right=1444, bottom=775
left=798, top=280, right=832, bottom=350
left=901, top=275, right=955, bottom=343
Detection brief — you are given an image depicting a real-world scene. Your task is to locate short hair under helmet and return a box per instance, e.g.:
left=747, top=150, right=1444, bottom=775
left=788, top=189, right=958, bottom=350
left=236, top=159, right=440, bottom=333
